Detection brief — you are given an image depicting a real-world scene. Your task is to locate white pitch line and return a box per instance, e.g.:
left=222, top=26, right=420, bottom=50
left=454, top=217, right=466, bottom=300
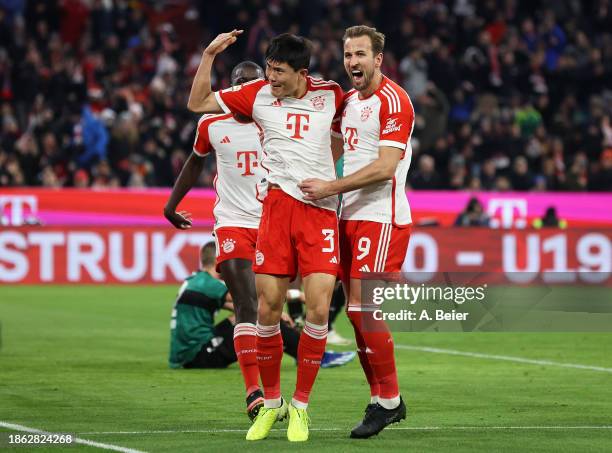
left=78, top=426, right=612, bottom=435
left=0, top=421, right=147, bottom=453
left=395, top=344, right=612, bottom=373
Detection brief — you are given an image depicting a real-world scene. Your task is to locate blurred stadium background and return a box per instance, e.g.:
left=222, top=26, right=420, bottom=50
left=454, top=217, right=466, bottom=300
left=1, top=0, right=611, bottom=191
left=1, top=1, right=611, bottom=451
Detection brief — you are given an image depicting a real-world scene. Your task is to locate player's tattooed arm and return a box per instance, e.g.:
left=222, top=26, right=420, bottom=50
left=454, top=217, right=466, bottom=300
left=163, top=153, right=205, bottom=229
left=300, top=146, right=403, bottom=200
left=187, top=30, right=243, bottom=113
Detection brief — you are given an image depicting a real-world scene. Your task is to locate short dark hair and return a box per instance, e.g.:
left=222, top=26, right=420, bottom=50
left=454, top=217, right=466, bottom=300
left=231, top=61, right=264, bottom=86
left=343, top=25, right=386, bottom=55
left=265, top=33, right=312, bottom=71
left=200, top=242, right=216, bottom=268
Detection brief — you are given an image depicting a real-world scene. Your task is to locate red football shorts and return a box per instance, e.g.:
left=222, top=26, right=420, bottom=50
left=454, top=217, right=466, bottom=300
left=339, top=219, right=411, bottom=281
left=214, top=226, right=259, bottom=271
left=253, top=188, right=339, bottom=278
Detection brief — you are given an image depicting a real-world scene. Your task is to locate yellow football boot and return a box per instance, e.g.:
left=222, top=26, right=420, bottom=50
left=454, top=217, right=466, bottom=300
left=245, top=398, right=288, bottom=441
left=287, top=403, right=310, bottom=442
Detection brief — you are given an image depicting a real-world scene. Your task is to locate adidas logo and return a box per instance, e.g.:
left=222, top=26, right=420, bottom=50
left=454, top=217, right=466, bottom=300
left=220, top=136, right=231, bottom=143
left=271, top=99, right=282, bottom=107
left=359, top=264, right=371, bottom=272
left=329, top=256, right=338, bottom=264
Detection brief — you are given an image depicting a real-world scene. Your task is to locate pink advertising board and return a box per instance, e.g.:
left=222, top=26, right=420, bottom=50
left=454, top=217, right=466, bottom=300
left=0, top=188, right=611, bottom=227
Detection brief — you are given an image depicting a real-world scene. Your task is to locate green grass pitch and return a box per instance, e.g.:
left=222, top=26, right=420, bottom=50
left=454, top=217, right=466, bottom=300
left=1, top=286, right=611, bottom=452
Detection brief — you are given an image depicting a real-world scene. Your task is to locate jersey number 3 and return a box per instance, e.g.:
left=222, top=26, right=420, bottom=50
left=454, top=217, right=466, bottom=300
left=322, top=229, right=335, bottom=253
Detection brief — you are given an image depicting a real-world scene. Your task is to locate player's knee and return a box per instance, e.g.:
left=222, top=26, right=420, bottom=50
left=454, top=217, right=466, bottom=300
left=258, top=293, right=283, bottom=310
left=257, top=295, right=283, bottom=319
left=347, top=290, right=361, bottom=305
left=305, top=305, right=329, bottom=325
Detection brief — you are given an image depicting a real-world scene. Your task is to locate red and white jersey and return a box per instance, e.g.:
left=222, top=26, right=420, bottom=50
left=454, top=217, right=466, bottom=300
left=193, top=113, right=264, bottom=230
left=337, top=76, right=415, bottom=226
left=215, top=77, right=343, bottom=212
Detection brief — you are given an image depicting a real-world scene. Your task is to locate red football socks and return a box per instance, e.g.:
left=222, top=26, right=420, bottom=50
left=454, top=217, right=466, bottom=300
left=292, top=321, right=328, bottom=408
left=347, top=308, right=399, bottom=400
left=233, top=323, right=260, bottom=396
left=256, top=322, right=283, bottom=405
left=351, top=322, right=381, bottom=399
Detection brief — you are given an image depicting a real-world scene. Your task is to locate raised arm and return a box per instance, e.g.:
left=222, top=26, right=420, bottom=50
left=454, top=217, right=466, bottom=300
left=187, top=30, right=243, bottom=113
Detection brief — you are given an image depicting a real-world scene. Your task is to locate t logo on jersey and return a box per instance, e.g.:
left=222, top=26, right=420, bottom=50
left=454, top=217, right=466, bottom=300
left=344, top=127, right=359, bottom=151
left=236, top=150, right=258, bottom=176
left=286, top=113, right=310, bottom=139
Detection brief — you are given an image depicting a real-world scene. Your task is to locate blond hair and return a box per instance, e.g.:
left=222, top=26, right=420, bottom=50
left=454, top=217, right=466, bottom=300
left=343, top=25, right=385, bottom=54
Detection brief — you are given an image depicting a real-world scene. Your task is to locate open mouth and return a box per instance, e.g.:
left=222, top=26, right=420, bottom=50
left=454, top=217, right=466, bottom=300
left=351, top=69, right=364, bottom=84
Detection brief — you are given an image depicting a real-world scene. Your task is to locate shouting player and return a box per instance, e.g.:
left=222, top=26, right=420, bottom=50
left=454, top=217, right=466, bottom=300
left=299, top=25, right=414, bottom=438
left=164, top=61, right=269, bottom=420
left=187, top=30, right=343, bottom=442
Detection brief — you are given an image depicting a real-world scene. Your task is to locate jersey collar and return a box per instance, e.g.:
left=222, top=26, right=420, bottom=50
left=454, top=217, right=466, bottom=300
left=357, top=73, right=387, bottom=101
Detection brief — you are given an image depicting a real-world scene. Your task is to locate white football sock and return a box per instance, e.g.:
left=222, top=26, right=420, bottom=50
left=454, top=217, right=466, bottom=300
left=291, top=398, right=308, bottom=410
left=264, top=398, right=281, bottom=409
left=378, top=395, right=400, bottom=410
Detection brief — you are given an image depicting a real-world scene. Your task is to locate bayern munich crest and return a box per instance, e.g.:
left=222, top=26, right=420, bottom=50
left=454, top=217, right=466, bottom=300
left=311, top=95, right=326, bottom=111
left=360, top=106, right=373, bottom=121
left=222, top=238, right=236, bottom=253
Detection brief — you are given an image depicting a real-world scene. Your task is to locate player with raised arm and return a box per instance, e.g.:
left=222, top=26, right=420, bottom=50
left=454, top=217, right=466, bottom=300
left=164, top=61, right=269, bottom=421
left=186, top=31, right=344, bottom=442
left=299, top=25, right=415, bottom=438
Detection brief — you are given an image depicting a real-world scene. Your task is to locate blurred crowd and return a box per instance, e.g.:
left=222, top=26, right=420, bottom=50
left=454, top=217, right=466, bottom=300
left=1, top=0, right=611, bottom=191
